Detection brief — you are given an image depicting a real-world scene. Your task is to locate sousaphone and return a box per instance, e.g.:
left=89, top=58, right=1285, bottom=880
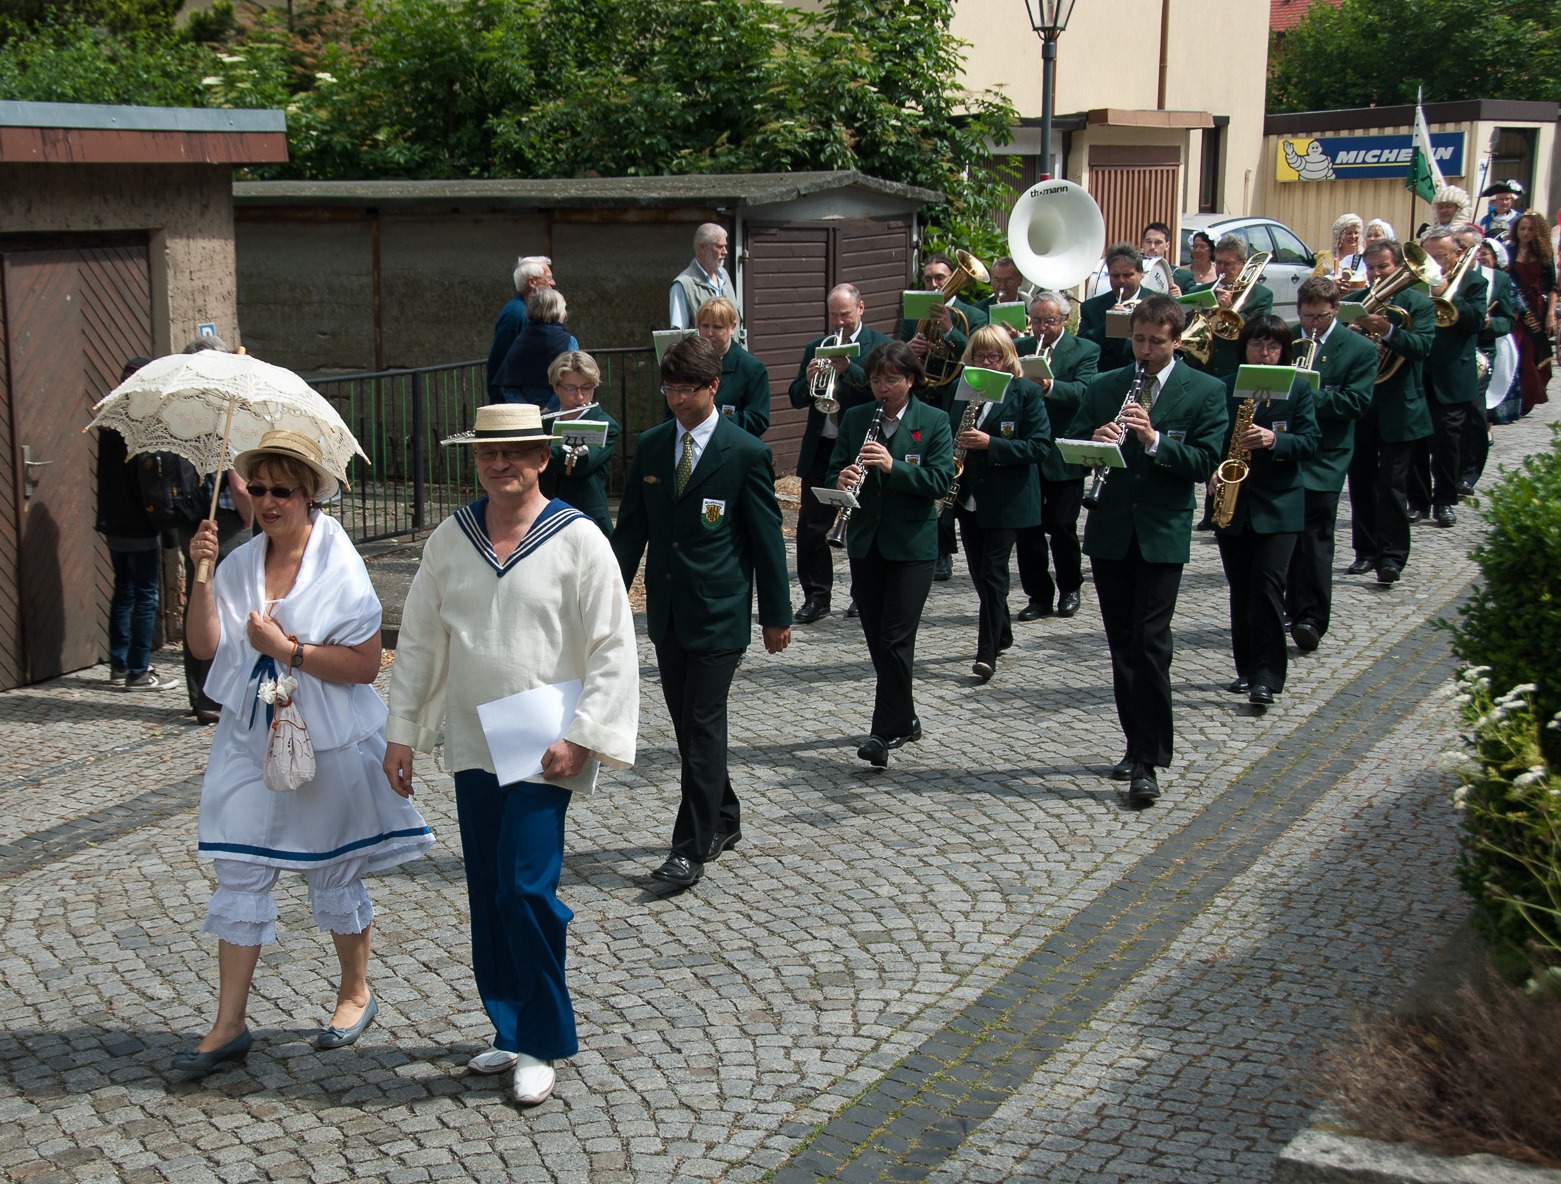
left=1007, top=180, right=1108, bottom=300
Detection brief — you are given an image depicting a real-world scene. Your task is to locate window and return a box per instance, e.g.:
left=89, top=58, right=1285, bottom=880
left=1267, top=223, right=1310, bottom=265
left=1199, top=127, right=1222, bottom=213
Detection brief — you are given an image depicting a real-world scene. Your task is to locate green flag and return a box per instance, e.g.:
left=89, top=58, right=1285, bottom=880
left=1405, top=97, right=1442, bottom=203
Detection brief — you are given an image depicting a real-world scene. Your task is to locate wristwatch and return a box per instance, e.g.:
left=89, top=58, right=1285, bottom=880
left=288, top=635, right=305, bottom=669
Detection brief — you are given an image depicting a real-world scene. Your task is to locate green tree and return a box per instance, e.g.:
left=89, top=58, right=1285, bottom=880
left=0, top=17, right=203, bottom=105
left=1269, top=0, right=1561, bottom=112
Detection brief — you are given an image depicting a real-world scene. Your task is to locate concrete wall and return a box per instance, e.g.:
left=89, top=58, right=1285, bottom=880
left=0, top=163, right=239, bottom=352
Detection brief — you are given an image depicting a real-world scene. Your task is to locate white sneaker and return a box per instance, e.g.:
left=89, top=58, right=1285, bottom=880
left=468, top=1048, right=519, bottom=1075
left=511, top=1054, right=555, bottom=1107
left=121, top=668, right=170, bottom=691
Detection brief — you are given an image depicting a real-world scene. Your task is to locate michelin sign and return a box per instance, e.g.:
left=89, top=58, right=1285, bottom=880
left=1277, top=132, right=1465, bottom=181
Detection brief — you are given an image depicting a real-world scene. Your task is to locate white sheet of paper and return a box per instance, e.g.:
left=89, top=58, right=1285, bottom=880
left=811, top=486, right=860, bottom=509
left=477, top=679, right=583, bottom=786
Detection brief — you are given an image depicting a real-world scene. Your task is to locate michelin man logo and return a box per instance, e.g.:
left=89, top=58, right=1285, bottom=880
left=1283, top=139, right=1335, bottom=181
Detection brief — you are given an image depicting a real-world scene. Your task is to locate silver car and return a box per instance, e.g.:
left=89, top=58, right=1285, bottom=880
left=1179, top=214, right=1319, bottom=324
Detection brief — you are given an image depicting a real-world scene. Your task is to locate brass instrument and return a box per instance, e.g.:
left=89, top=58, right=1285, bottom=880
left=543, top=401, right=602, bottom=474
left=809, top=330, right=844, bottom=414
left=1210, top=395, right=1256, bottom=529
left=825, top=404, right=886, bottom=549
left=937, top=397, right=987, bottom=513
left=1348, top=242, right=1434, bottom=384
left=1082, top=367, right=1150, bottom=510
left=1432, top=245, right=1480, bottom=328
left=1293, top=330, right=1320, bottom=373
left=918, top=249, right=989, bottom=387
left=1208, top=251, right=1272, bottom=340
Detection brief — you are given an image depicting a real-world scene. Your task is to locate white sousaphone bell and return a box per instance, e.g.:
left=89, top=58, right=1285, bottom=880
left=1006, top=178, right=1108, bottom=295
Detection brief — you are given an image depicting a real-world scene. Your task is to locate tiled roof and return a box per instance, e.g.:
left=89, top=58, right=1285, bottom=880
left=1270, top=0, right=1341, bottom=33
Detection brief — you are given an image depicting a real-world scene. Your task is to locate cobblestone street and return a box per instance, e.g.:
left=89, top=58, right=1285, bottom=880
left=1, top=399, right=1554, bottom=1184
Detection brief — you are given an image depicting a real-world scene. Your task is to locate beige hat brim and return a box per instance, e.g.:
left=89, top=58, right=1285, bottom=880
left=234, top=443, right=343, bottom=503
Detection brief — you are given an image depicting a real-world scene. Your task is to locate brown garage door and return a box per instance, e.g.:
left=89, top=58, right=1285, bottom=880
left=1088, top=146, right=1180, bottom=250
left=1, top=234, right=153, bottom=688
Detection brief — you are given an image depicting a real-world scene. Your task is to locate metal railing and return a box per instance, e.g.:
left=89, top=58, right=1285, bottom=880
left=309, top=348, right=661, bottom=544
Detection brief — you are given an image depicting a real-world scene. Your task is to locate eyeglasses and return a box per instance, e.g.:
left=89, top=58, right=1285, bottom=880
left=659, top=384, right=711, bottom=396
left=1030, top=316, right=1063, bottom=327
left=868, top=374, right=910, bottom=389
left=555, top=383, right=596, bottom=395
left=474, top=447, right=540, bottom=464
left=246, top=484, right=300, bottom=500
left=970, top=353, right=1006, bottom=366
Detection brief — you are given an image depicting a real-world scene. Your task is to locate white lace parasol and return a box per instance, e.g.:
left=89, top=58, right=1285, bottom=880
left=88, top=351, right=368, bottom=483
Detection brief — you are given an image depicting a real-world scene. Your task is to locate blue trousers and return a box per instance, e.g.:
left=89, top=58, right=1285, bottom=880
left=109, top=547, right=160, bottom=676
left=453, top=770, right=577, bottom=1060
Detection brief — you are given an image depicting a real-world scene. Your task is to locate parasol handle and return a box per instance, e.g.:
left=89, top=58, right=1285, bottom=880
left=195, top=396, right=237, bottom=585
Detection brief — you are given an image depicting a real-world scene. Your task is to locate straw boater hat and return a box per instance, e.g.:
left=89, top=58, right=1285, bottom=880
left=234, top=429, right=342, bottom=504
left=441, top=402, right=560, bottom=446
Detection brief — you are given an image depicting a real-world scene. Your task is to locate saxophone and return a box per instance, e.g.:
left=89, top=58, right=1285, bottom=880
left=936, top=397, right=985, bottom=512
left=1210, top=396, right=1256, bottom=529
left=825, top=404, right=886, bottom=549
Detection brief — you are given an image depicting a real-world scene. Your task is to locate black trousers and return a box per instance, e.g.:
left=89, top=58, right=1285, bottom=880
left=850, top=553, right=935, bottom=738
left=1347, top=411, right=1414, bottom=569
left=1459, top=402, right=1491, bottom=489
left=1218, top=529, right=1297, bottom=692
left=1408, top=398, right=1467, bottom=511
left=1016, top=477, right=1084, bottom=608
left=1090, top=545, right=1183, bottom=769
left=954, top=510, right=1016, bottom=665
left=936, top=504, right=957, bottom=561
left=179, top=509, right=250, bottom=713
left=655, top=633, right=745, bottom=862
left=795, top=443, right=840, bottom=604
left=1285, top=489, right=1341, bottom=636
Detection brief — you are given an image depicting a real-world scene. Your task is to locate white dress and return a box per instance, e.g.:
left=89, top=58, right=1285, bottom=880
left=196, top=512, right=433, bottom=872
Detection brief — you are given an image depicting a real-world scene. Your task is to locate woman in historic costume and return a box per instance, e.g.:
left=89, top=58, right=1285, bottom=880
left=1175, top=230, right=1218, bottom=293
left=1329, top=213, right=1366, bottom=287
left=175, top=431, right=432, bottom=1078
left=1508, top=211, right=1556, bottom=413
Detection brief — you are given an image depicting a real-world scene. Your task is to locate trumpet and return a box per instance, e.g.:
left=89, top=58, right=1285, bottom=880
left=825, top=404, right=886, bottom=549
left=1293, top=329, right=1320, bottom=373
left=1432, top=245, right=1480, bottom=328
left=809, top=330, right=844, bottom=414
left=1082, top=367, right=1149, bottom=510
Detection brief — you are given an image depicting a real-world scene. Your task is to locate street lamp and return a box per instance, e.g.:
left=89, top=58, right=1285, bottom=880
left=1023, top=0, right=1078, bottom=181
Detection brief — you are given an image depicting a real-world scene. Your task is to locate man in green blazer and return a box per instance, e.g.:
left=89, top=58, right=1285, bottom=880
left=1456, top=226, right=1517, bottom=492
left=1014, top=290, right=1100, bottom=621
left=1344, top=240, right=1435, bottom=584
left=1408, top=230, right=1488, bottom=527
left=1067, top=295, right=1227, bottom=808
left=788, top=284, right=894, bottom=622
left=1077, top=244, right=1145, bottom=373
left=1285, top=277, right=1378, bottom=652
left=612, top=336, right=793, bottom=889
left=1196, top=234, right=1275, bottom=379
left=973, top=256, right=1026, bottom=330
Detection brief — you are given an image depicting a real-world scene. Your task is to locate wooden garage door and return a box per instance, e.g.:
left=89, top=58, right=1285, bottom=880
left=745, top=218, right=913, bottom=474
left=0, top=235, right=153, bottom=688
left=1088, top=146, right=1180, bottom=249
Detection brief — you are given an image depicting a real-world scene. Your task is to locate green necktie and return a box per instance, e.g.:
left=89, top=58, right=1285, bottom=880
left=675, top=431, right=695, bottom=495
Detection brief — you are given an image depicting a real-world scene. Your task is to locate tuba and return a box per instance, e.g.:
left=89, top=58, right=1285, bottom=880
left=918, top=250, right=989, bottom=387
left=1006, top=179, right=1108, bottom=296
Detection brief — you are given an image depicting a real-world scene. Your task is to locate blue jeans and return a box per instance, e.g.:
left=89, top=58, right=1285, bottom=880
left=109, top=548, right=160, bottom=676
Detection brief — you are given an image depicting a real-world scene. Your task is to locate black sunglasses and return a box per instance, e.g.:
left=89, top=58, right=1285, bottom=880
left=246, top=483, right=301, bottom=500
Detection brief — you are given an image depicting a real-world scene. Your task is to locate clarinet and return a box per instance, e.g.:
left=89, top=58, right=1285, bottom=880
left=825, top=404, right=886, bottom=550
left=1081, top=366, right=1149, bottom=511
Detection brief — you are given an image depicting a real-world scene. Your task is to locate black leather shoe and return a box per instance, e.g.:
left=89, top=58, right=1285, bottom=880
left=1126, top=763, right=1160, bottom=808
left=703, top=830, right=741, bottom=861
left=1346, top=557, right=1374, bottom=575
left=794, top=598, right=831, bottom=624
left=971, top=660, right=995, bottom=683
left=1016, top=601, right=1050, bottom=622
left=1432, top=505, right=1456, bottom=528
left=884, top=719, right=922, bottom=749
left=1456, top=481, right=1476, bottom=499
left=650, top=854, right=703, bottom=887
left=1225, top=677, right=1249, bottom=694
left=933, top=555, right=953, bottom=582
left=1291, top=620, right=1321, bottom=652
left=1248, top=683, right=1274, bottom=707
left=1377, top=562, right=1402, bottom=584
left=1055, top=591, right=1082, bottom=618
left=171, top=1028, right=252, bottom=1077
left=1406, top=506, right=1427, bottom=524
left=857, top=735, right=889, bottom=768
left=844, top=600, right=859, bottom=618
left=1109, top=755, right=1134, bottom=781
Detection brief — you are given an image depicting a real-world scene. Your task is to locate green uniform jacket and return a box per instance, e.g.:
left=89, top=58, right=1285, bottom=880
left=826, top=397, right=954, bottom=562
left=1425, top=268, right=1488, bottom=406
left=1212, top=373, right=1320, bottom=535
left=1201, top=283, right=1275, bottom=379
left=950, top=377, right=1050, bottom=529
left=1013, top=330, right=1100, bottom=481
left=1067, top=361, right=1228, bottom=565
left=1354, top=287, right=1434, bottom=443
left=899, top=296, right=987, bottom=409
left=612, top=414, right=793, bottom=649
left=1293, top=324, right=1376, bottom=494
left=1077, top=290, right=1136, bottom=372
left=1479, top=268, right=1516, bottom=349
left=787, top=325, right=894, bottom=476
left=540, top=409, right=620, bottom=533
left=662, top=342, right=771, bottom=437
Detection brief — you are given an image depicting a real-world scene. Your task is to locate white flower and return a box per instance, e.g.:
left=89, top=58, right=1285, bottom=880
left=1452, top=785, right=1470, bottom=810
left=1450, top=693, right=1472, bottom=706
left=315, top=71, right=337, bottom=84
left=1514, top=770, right=1543, bottom=788
left=218, top=53, right=245, bottom=63
left=200, top=76, right=222, bottom=87
left=258, top=674, right=299, bottom=706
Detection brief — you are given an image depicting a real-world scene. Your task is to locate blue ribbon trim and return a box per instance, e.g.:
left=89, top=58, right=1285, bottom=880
left=247, top=653, right=280, bottom=730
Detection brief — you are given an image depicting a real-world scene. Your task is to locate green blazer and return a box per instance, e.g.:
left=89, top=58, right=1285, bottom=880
left=1077, top=290, right=1136, bottom=372
left=1425, top=268, right=1488, bottom=405
left=950, top=377, right=1050, bottom=529
left=540, top=409, right=620, bottom=533
left=787, top=325, right=893, bottom=475
left=1013, top=330, right=1100, bottom=481
left=1201, top=282, right=1275, bottom=379
left=1355, top=287, right=1434, bottom=443
left=662, top=342, right=771, bottom=437
left=899, top=296, right=987, bottom=408
left=1294, top=324, right=1376, bottom=494
left=1212, top=373, right=1319, bottom=535
left=1067, top=361, right=1228, bottom=565
left=612, top=413, right=793, bottom=649
left=826, top=396, right=954, bottom=562
left=1479, top=268, right=1516, bottom=348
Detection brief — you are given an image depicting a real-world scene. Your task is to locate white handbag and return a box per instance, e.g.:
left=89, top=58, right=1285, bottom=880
left=258, top=674, right=315, bottom=793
